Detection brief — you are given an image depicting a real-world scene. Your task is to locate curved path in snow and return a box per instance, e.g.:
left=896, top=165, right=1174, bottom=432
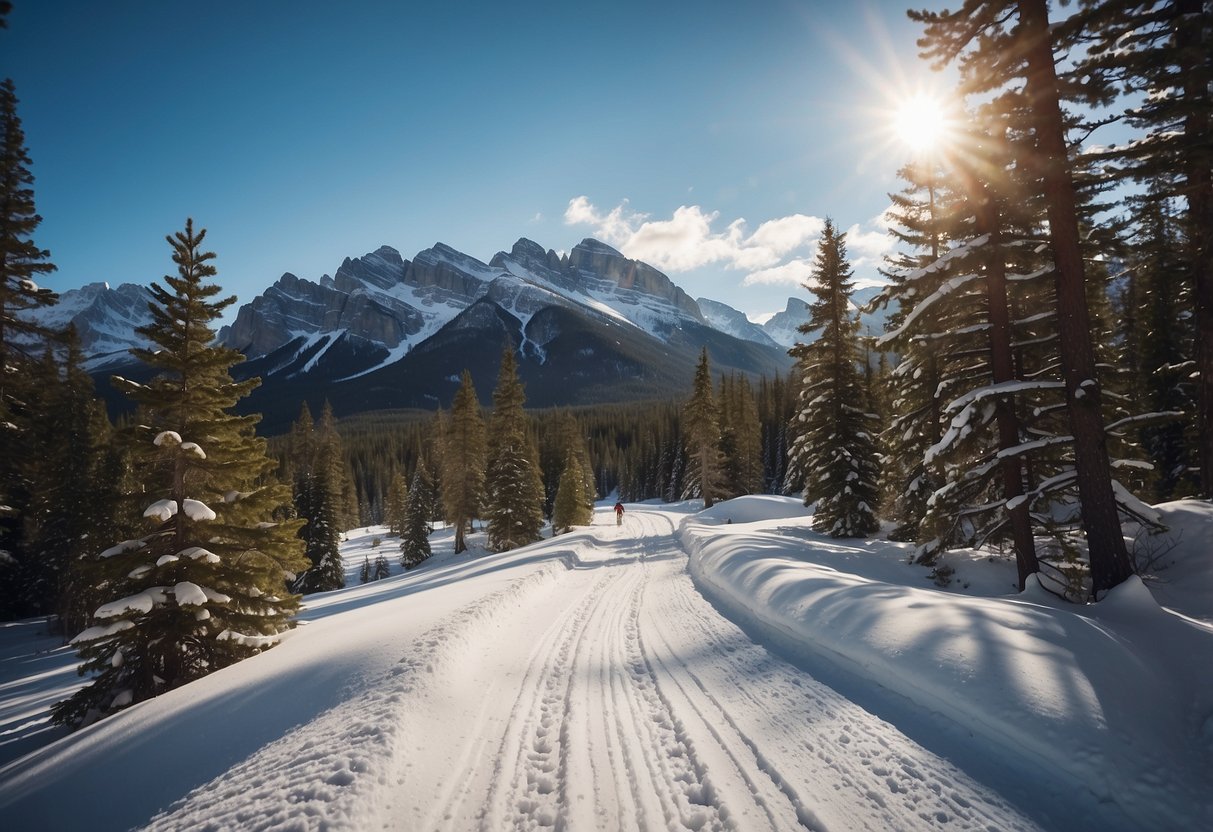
left=138, top=508, right=1036, bottom=831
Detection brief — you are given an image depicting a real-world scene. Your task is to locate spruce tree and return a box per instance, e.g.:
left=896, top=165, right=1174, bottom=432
left=0, top=76, right=57, bottom=617
left=787, top=220, right=880, bottom=537
left=1071, top=0, right=1212, bottom=496
left=911, top=0, right=1135, bottom=596
left=359, top=555, right=371, bottom=584
left=682, top=348, right=725, bottom=508
left=399, top=468, right=432, bottom=568
left=552, top=450, right=591, bottom=533
left=484, top=348, right=544, bottom=552
left=289, top=402, right=345, bottom=593
left=54, top=220, right=307, bottom=727
left=18, top=330, right=121, bottom=628
left=441, top=371, right=486, bottom=554
left=372, top=552, right=391, bottom=581
left=385, top=469, right=408, bottom=537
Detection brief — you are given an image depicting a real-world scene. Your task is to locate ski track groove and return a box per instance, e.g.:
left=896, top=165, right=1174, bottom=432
left=139, top=509, right=1042, bottom=832
left=642, top=538, right=1038, bottom=831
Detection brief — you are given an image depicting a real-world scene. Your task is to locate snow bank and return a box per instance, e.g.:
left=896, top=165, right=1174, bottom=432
left=680, top=500, right=1213, bottom=830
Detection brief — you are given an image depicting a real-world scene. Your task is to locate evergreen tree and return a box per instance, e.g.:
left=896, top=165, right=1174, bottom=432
left=18, top=330, right=121, bottom=628
left=0, top=76, right=57, bottom=617
left=399, top=468, right=432, bottom=569
left=359, top=555, right=371, bottom=584
left=484, top=348, right=545, bottom=552
left=911, top=0, right=1136, bottom=596
left=552, top=449, right=591, bottom=533
left=1071, top=0, right=1212, bottom=496
left=54, top=220, right=307, bottom=727
left=372, top=552, right=391, bottom=581
left=441, top=371, right=486, bottom=554
left=682, top=349, right=725, bottom=507
left=289, top=402, right=345, bottom=593
left=385, top=469, right=408, bottom=537
left=787, top=220, right=880, bottom=537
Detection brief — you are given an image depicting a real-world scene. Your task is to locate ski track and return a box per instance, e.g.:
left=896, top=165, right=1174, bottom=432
left=142, top=510, right=1041, bottom=831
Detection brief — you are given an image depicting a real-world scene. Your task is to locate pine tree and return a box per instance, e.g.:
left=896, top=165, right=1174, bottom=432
left=552, top=449, right=591, bottom=533
left=385, top=469, right=408, bottom=537
left=359, top=555, right=371, bottom=584
left=399, top=468, right=432, bottom=568
left=441, top=371, right=486, bottom=554
left=372, top=552, right=391, bottom=581
left=682, top=349, right=725, bottom=507
left=1071, top=0, right=1212, bottom=496
left=290, top=402, right=345, bottom=593
left=911, top=0, right=1137, bottom=594
left=484, top=348, right=545, bottom=552
left=18, top=330, right=121, bottom=628
left=0, top=76, right=58, bottom=617
left=787, top=220, right=880, bottom=537
left=53, top=220, right=307, bottom=727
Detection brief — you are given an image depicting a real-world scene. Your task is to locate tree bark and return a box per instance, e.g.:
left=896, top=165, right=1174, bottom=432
left=1176, top=0, right=1213, bottom=495
left=1017, top=0, right=1134, bottom=594
left=975, top=182, right=1040, bottom=590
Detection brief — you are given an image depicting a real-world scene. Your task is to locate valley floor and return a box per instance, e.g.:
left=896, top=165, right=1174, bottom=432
left=1, top=499, right=1210, bottom=830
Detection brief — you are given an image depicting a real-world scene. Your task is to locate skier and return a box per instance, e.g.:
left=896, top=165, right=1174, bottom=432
left=614, top=500, right=625, bottom=526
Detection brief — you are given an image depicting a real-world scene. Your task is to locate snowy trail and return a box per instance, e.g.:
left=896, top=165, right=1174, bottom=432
left=39, top=507, right=1044, bottom=831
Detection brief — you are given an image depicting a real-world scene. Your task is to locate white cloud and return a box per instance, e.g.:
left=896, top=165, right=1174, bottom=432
left=564, top=196, right=819, bottom=274
left=564, top=196, right=891, bottom=290
left=742, top=257, right=816, bottom=288
left=844, top=221, right=894, bottom=269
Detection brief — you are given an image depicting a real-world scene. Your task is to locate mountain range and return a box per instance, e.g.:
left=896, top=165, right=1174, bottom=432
left=26, top=237, right=888, bottom=432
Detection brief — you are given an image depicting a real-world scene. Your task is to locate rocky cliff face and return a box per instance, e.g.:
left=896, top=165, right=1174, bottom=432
left=16, top=281, right=156, bottom=367
left=696, top=297, right=780, bottom=349
left=566, top=239, right=702, bottom=320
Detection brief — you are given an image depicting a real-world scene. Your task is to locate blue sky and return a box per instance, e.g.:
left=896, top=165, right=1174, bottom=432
left=5, top=0, right=946, bottom=323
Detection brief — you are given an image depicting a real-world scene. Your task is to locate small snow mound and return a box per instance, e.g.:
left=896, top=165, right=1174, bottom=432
left=695, top=495, right=809, bottom=525
left=1019, top=573, right=1057, bottom=604
left=1100, top=575, right=1159, bottom=613
left=153, top=431, right=182, bottom=447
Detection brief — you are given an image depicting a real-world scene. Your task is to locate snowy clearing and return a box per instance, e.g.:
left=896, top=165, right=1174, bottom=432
left=0, top=499, right=1210, bottom=830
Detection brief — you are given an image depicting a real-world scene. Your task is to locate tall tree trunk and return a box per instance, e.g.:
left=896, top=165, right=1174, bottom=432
left=1017, top=0, right=1134, bottom=595
left=976, top=184, right=1039, bottom=589
left=1176, top=0, right=1213, bottom=495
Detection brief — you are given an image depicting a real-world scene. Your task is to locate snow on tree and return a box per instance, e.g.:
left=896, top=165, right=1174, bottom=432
left=372, top=553, right=391, bottom=581
left=359, top=555, right=371, bottom=584
left=287, top=402, right=346, bottom=594
left=399, top=468, right=433, bottom=569
left=786, top=219, right=880, bottom=537
left=53, top=220, right=306, bottom=727
left=485, top=347, right=545, bottom=552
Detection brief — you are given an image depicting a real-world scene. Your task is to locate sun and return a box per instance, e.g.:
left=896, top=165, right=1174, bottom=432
left=893, top=93, right=951, bottom=154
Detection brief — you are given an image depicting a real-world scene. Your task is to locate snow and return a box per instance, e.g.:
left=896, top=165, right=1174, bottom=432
left=182, top=499, right=216, bottom=522
left=0, top=499, right=1209, bottom=831
left=143, top=499, right=177, bottom=521
left=153, top=431, right=182, bottom=447
left=173, top=582, right=209, bottom=607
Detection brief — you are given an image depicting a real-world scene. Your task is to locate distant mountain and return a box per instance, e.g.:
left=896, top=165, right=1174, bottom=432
left=20, top=243, right=902, bottom=431
left=761, top=286, right=888, bottom=348
left=696, top=298, right=781, bottom=349
left=15, top=281, right=155, bottom=369
left=32, top=238, right=788, bottom=431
